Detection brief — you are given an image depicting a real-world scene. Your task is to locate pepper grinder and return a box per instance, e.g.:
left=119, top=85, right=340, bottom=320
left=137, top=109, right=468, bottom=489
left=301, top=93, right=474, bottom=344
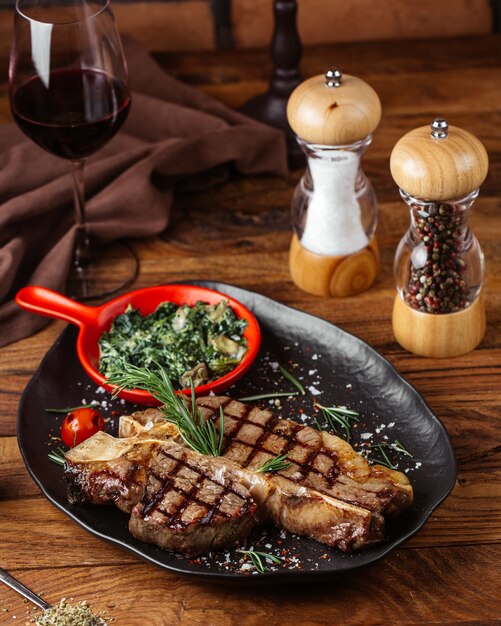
left=287, top=69, right=382, bottom=297
left=390, top=119, right=489, bottom=358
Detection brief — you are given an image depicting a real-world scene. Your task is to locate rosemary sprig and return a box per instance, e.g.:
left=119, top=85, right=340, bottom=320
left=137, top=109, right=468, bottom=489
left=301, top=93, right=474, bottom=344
left=314, top=402, right=359, bottom=441
left=107, top=362, right=224, bottom=457
left=256, top=453, right=291, bottom=474
left=238, top=391, right=300, bottom=402
left=314, top=418, right=323, bottom=431
left=237, top=549, right=281, bottom=573
left=369, top=444, right=395, bottom=469
left=367, top=440, right=413, bottom=469
left=45, top=404, right=92, bottom=414
left=390, top=439, right=413, bottom=458
left=48, top=448, right=66, bottom=466
left=278, top=365, right=306, bottom=395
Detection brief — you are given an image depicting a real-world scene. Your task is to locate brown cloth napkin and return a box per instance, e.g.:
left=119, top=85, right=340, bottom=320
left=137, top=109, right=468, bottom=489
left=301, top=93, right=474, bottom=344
left=0, top=38, right=288, bottom=347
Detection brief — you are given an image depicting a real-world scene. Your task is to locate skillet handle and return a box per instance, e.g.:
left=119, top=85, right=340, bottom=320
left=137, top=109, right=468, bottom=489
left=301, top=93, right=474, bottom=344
left=15, top=286, right=97, bottom=328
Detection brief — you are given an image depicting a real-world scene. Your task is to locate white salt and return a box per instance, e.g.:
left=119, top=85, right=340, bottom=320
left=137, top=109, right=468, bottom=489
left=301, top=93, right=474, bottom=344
left=301, top=150, right=368, bottom=256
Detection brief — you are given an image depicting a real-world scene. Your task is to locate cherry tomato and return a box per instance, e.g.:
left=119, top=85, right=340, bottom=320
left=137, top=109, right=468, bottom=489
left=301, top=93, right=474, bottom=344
left=61, top=407, right=105, bottom=447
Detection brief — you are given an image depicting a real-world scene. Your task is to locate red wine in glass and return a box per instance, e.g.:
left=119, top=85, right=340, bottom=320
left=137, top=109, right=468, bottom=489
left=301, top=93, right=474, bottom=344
left=9, top=0, right=135, bottom=299
left=12, top=68, right=131, bottom=160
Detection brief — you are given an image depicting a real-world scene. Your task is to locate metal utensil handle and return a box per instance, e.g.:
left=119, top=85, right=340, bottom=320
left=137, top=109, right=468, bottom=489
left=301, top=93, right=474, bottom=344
left=0, top=568, right=51, bottom=610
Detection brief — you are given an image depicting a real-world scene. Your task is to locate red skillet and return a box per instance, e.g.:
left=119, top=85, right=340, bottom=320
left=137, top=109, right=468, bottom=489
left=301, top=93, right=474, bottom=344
left=16, top=284, right=261, bottom=406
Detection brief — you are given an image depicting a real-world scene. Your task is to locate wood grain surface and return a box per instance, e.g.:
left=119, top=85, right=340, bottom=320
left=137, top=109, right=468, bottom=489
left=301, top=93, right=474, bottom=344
left=0, top=35, right=500, bottom=625
left=389, top=123, right=489, bottom=201
left=287, top=72, right=382, bottom=145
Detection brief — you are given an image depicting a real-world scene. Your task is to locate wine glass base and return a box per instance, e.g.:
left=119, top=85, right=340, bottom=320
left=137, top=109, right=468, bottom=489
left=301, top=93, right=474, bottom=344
left=67, top=240, right=140, bottom=302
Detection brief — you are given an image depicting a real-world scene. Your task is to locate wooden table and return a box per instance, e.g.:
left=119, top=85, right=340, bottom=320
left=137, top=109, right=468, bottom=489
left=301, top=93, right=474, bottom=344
left=1, top=35, right=500, bottom=625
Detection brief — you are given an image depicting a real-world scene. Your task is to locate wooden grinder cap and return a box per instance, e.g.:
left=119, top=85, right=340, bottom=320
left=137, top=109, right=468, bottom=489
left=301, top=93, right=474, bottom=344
left=390, top=119, right=489, bottom=201
left=287, top=69, right=382, bottom=145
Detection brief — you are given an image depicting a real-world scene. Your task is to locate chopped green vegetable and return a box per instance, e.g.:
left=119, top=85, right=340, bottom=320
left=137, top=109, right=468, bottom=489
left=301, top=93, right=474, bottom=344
left=98, top=300, right=248, bottom=389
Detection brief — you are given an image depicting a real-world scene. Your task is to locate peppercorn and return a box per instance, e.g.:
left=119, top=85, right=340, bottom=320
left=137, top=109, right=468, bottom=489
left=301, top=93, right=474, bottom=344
left=404, top=202, right=470, bottom=314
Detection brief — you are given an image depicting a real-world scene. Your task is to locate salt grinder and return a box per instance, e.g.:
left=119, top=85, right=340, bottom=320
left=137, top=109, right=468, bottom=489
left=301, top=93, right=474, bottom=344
left=286, top=69, right=382, bottom=297
left=390, top=119, right=489, bottom=358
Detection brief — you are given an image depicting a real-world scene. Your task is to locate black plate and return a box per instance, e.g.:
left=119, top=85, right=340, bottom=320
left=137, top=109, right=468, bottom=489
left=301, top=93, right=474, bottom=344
left=18, top=281, right=456, bottom=582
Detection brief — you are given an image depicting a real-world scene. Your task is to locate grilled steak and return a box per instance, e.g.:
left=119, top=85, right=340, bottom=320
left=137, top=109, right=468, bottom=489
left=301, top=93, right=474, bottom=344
left=65, top=431, right=153, bottom=513
left=66, top=428, right=386, bottom=552
left=65, top=432, right=262, bottom=556
left=121, top=397, right=413, bottom=518
left=116, top=397, right=413, bottom=552
left=129, top=442, right=261, bottom=555
left=64, top=395, right=412, bottom=555
left=200, top=396, right=413, bottom=517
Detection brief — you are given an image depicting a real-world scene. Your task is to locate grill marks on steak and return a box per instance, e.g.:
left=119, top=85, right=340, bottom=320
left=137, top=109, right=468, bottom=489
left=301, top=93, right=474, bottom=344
left=129, top=445, right=259, bottom=555
left=65, top=433, right=261, bottom=556
left=194, top=397, right=413, bottom=517
left=120, top=399, right=412, bottom=518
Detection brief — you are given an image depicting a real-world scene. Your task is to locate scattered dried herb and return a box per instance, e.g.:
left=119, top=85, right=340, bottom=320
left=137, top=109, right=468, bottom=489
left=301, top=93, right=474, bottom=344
left=27, top=598, right=109, bottom=625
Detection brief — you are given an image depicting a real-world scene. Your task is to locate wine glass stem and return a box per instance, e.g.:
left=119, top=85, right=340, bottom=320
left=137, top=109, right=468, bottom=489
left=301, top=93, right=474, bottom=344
left=70, top=159, right=91, bottom=271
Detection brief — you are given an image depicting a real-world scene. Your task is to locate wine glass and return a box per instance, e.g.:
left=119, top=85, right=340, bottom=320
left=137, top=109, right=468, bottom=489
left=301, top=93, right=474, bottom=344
left=9, top=0, right=136, bottom=299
